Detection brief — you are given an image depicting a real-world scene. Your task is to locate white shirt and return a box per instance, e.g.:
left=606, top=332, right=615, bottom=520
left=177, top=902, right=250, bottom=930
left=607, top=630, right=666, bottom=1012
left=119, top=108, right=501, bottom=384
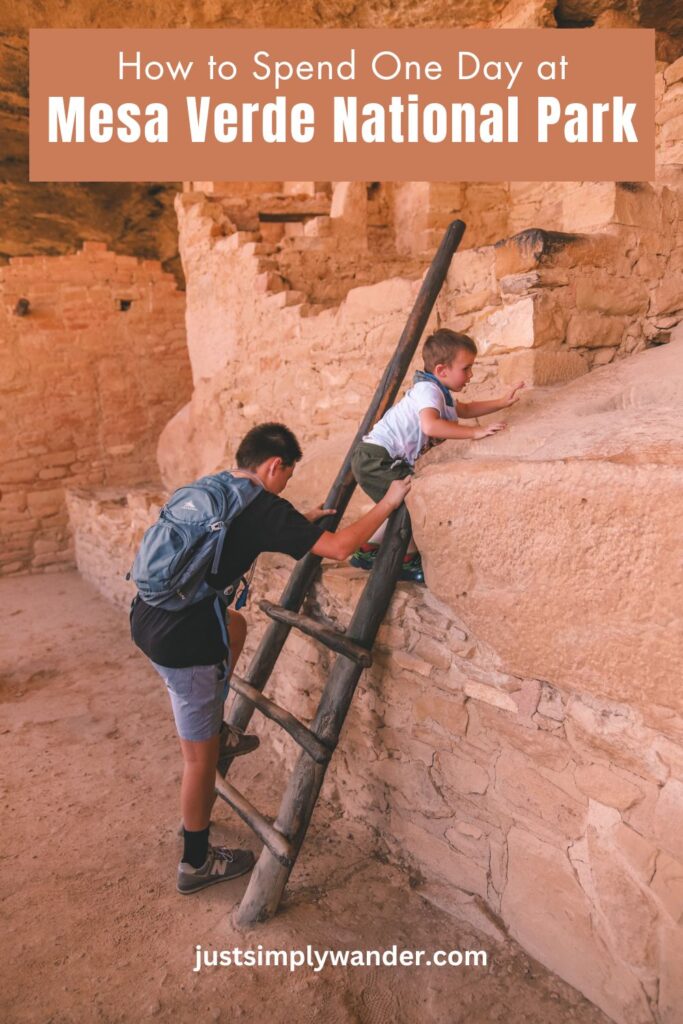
left=363, top=380, right=458, bottom=466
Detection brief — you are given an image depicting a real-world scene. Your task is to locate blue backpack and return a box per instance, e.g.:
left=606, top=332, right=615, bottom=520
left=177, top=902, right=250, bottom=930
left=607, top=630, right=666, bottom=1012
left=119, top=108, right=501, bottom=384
left=129, top=471, right=263, bottom=611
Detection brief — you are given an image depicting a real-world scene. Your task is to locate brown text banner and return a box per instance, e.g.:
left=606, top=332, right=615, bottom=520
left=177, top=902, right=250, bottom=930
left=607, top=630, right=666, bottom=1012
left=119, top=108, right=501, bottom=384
left=29, top=28, right=655, bottom=182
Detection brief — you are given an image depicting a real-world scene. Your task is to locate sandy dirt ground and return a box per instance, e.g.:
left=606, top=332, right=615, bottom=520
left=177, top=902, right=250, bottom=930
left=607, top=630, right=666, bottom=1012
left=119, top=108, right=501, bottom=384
left=0, top=571, right=611, bottom=1024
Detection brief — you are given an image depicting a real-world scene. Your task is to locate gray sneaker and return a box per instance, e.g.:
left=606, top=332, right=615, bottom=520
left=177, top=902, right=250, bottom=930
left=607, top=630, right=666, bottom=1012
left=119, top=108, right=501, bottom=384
left=177, top=845, right=255, bottom=894
left=217, top=722, right=260, bottom=777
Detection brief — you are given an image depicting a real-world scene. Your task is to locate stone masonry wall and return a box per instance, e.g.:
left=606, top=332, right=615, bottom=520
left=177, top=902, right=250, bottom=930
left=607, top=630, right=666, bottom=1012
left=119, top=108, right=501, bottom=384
left=1, top=243, right=190, bottom=576
left=158, top=192, right=682, bottom=496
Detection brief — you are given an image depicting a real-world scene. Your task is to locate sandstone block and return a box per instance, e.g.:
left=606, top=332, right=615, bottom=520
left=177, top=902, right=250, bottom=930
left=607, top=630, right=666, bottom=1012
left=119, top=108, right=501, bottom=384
left=651, top=275, right=683, bottom=316
left=494, top=750, right=587, bottom=839
left=651, top=851, right=683, bottom=924
left=411, top=636, right=452, bottom=671
left=475, top=296, right=535, bottom=354
left=432, top=749, right=490, bottom=796
left=466, top=701, right=572, bottom=772
left=392, top=181, right=430, bottom=256
left=446, top=245, right=497, bottom=300
left=341, top=277, right=416, bottom=324
left=390, top=649, right=432, bottom=678
left=567, top=314, right=628, bottom=348
left=31, top=550, right=73, bottom=568
left=502, top=827, right=653, bottom=1024
left=416, top=882, right=506, bottom=943
left=587, top=827, right=660, bottom=973
left=373, top=757, right=450, bottom=818
left=575, top=274, right=649, bottom=315
left=27, top=488, right=64, bottom=515
left=254, top=271, right=285, bottom=293
left=413, top=693, right=468, bottom=738
left=411, top=427, right=683, bottom=714
left=659, top=923, right=683, bottom=1024
left=566, top=698, right=667, bottom=784
left=591, top=347, right=616, bottom=367
left=389, top=812, right=489, bottom=899
left=536, top=683, right=565, bottom=722
left=562, top=183, right=619, bottom=232
left=494, top=229, right=580, bottom=278
left=330, top=181, right=367, bottom=238
left=653, top=779, right=683, bottom=861
left=510, top=678, right=541, bottom=724
left=612, top=822, right=658, bottom=883
left=574, top=763, right=645, bottom=811
left=3, top=458, right=43, bottom=484
left=464, top=679, right=517, bottom=712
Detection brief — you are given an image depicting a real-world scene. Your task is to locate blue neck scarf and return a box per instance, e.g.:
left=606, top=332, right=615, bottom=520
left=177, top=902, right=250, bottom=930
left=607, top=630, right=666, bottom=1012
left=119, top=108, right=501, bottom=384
left=412, top=369, right=454, bottom=407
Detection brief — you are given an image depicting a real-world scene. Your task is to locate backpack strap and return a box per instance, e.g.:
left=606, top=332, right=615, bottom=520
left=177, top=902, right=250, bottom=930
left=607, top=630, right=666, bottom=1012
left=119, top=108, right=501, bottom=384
left=214, top=594, right=229, bottom=648
left=208, top=469, right=263, bottom=576
left=229, top=468, right=264, bottom=488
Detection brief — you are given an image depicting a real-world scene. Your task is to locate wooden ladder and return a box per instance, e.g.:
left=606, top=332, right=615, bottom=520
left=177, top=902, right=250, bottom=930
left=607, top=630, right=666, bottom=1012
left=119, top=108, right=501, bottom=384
left=219, top=220, right=466, bottom=926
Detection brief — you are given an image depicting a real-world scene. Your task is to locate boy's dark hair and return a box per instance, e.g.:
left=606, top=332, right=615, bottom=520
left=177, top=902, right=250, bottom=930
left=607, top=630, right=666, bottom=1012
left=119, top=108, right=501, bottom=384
left=422, top=329, right=477, bottom=373
left=235, top=422, right=303, bottom=469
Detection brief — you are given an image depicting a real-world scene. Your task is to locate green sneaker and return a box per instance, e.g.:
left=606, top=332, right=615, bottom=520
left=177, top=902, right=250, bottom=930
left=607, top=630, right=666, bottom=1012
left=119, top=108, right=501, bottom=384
left=177, top=845, right=255, bottom=894
left=349, top=545, right=379, bottom=570
left=399, top=554, right=425, bottom=584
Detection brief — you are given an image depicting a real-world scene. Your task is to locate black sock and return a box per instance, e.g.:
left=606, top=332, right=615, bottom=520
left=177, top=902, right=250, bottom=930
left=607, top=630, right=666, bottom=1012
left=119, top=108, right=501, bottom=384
left=183, top=826, right=210, bottom=868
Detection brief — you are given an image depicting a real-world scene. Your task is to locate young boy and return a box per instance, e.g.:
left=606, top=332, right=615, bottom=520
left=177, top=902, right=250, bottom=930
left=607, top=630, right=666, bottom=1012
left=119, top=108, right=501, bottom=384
left=130, top=422, right=410, bottom=894
left=350, top=329, right=525, bottom=581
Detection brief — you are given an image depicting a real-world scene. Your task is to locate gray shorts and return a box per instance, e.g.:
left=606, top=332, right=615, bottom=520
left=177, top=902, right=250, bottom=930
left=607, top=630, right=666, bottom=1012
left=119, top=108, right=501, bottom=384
left=152, top=650, right=232, bottom=742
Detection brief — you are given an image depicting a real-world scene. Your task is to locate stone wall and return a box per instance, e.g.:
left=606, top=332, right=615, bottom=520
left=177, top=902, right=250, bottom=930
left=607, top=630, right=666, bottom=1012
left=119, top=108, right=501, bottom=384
left=158, top=190, right=682, bottom=497
left=1, top=243, right=190, bottom=575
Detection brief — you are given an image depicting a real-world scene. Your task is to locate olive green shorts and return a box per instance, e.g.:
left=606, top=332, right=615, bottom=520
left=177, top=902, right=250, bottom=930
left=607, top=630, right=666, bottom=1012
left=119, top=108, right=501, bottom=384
left=351, top=442, right=413, bottom=503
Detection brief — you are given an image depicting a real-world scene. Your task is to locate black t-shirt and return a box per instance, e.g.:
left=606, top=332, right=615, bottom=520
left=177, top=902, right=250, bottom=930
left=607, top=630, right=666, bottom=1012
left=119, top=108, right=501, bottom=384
left=130, top=490, right=323, bottom=668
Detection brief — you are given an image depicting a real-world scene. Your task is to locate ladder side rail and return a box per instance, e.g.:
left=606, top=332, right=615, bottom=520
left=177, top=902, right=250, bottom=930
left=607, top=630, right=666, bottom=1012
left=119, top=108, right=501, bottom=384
left=234, top=507, right=411, bottom=926
left=310, top=507, right=412, bottom=745
left=227, top=219, right=465, bottom=734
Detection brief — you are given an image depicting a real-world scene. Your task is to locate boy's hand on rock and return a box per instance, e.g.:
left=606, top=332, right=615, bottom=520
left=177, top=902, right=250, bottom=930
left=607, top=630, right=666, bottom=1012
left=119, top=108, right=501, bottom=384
left=384, top=477, right=411, bottom=509
left=501, top=381, right=526, bottom=407
left=473, top=422, right=507, bottom=439
left=304, top=504, right=337, bottom=522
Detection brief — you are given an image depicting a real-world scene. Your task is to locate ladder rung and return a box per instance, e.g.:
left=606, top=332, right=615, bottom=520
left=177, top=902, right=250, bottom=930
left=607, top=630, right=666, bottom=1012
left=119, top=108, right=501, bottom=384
left=259, top=600, right=373, bottom=667
left=229, top=675, right=333, bottom=765
left=214, top=774, right=294, bottom=867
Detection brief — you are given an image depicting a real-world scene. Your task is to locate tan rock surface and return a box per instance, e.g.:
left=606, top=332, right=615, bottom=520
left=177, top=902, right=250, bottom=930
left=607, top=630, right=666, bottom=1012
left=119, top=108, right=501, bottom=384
left=409, top=332, right=683, bottom=711
left=502, top=827, right=653, bottom=1024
